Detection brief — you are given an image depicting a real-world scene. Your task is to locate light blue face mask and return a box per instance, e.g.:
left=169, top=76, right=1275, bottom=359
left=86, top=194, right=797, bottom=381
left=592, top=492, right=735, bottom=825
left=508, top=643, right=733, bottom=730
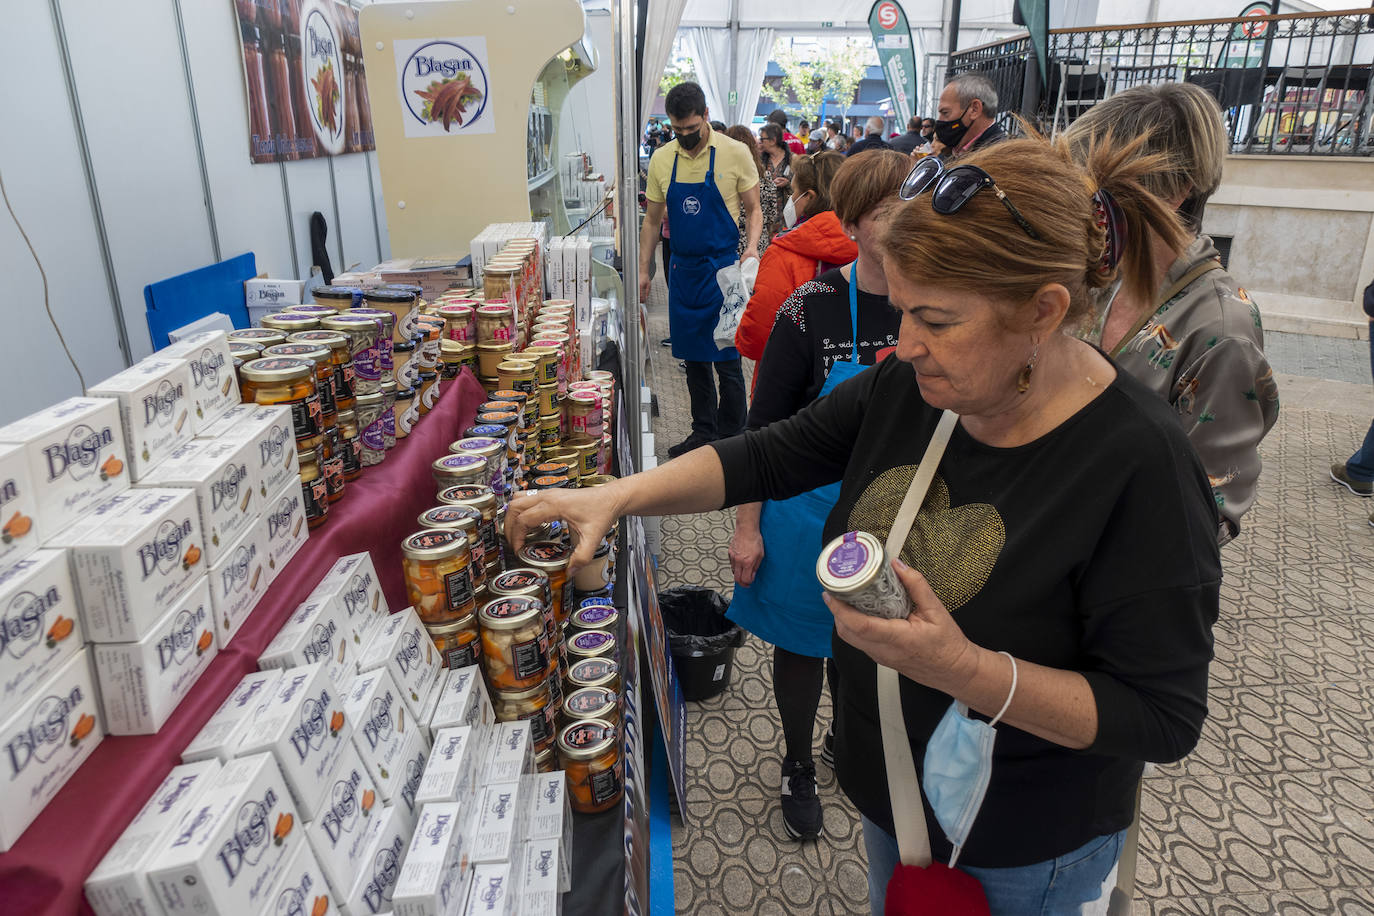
left=922, top=651, right=1018, bottom=868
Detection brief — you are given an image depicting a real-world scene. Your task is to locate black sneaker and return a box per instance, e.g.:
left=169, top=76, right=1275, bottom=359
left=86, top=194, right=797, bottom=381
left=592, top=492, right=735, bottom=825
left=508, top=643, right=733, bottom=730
left=666, top=432, right=714, bottom=460
left=780, top=758, right=821, bottom=840
left=819, top=726, right=835, bottom=768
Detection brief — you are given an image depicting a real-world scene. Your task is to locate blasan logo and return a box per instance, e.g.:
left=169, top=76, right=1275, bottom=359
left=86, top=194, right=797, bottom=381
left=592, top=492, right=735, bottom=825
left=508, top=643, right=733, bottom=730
left=138, top=518, right=193, bottom=580
left=187, top=347, right=224, bottom=388
left=222, top=541, right=257, bottom=595
left=42, top=424, right=114, bottom=482
left=400, top=40, right=489, bottom=132
left=0, top=584, right=60, bottom=659
left=5, top=686, right=82, bottom=776
left=156, top=604, right=207, bottom=672
left=401, top=752, right=424, bottom=813
left=210, top=463, right=249, bottom=513
left=235, top=676, right=271, bottom=709
left=362, top=691, right=394, bottom=750
left=217, top=789, right=277, bottom=882
left=320, top=768, right=362, bottom=843
left=491, top=791, right=512, bottom=821
left=272, top=867, right=312, bottom=916
left=142, top=379, right=186, bottom=428
left=301, top=619, right=337, bottom=666
left=479, top=876, right=506, bottom=908
left=361, top=835, right=404, bottom=911
left=341, top=573, right=372, bottom=620
left=533, top=847, right=554, bottom=878
left=439, top=733, right=463, bottom=761
left=172, top=805, right=214, bottom=848
left=301, top=6, right=345, bottom=153
left=260, top=424, right=290, bottom=470
left=425, top=812, right=452, bottom=845
left=288, top=688, right=332, bottom=761
left=268, top=495, right=298, bottom=540
left=543, top=779, right=561, bottom=807
left=505, top=726, right=525, bottom=750
left=256, top=288, right=286, bottom=302
left=394, top=629, right=422, bottom=675
left=158, top=774, right=202, bottom=815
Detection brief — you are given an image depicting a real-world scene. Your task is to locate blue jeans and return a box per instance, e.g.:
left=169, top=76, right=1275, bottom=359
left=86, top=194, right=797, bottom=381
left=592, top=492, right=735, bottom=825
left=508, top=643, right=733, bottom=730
left=1345, top=330, right=1374, bottom=482
left=861, top=816, right=1125, bottom=916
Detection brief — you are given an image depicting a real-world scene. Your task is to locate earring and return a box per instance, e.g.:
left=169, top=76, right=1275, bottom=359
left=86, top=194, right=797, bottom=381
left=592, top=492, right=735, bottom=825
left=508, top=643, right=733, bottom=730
left=1016, top=343, right=1039, bottom=395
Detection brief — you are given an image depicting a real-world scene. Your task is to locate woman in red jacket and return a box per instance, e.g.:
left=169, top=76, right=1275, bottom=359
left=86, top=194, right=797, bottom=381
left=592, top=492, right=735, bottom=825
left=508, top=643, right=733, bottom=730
left=734, top=151, right=852, bottom=364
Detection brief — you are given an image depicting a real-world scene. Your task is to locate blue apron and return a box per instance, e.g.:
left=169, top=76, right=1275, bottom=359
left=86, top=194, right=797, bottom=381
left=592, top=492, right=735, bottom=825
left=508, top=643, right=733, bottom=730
left=726, top=267, right=870, bottom=658
left=666, top=146, right=740, bottom=362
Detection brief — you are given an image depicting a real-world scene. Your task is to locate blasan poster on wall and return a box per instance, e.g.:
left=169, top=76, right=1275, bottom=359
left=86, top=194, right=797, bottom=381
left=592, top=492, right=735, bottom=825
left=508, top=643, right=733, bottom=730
left=393, top=37, right=496, bottom=138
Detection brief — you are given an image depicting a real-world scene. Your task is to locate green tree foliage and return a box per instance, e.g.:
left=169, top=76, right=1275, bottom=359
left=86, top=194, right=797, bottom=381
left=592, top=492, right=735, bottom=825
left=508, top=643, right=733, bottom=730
left=660, top=58, right=698, bottom=97
left=762, top=39, right=873, bottom=123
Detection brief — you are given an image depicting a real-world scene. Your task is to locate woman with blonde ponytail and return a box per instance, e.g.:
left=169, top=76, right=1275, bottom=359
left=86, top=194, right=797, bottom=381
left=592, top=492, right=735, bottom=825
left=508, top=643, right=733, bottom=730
left=504, top=135, right=1223, bottom=915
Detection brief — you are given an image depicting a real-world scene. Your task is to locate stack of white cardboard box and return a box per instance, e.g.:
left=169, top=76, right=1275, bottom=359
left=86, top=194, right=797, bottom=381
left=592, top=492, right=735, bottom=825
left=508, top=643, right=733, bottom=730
left=85, top=552, right=571, bottom=916
left=0, top=330, right=311, bottom=853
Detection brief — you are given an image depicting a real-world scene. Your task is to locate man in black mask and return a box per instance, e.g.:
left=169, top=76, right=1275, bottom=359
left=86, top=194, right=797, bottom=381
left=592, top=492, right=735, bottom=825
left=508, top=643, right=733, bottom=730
left=933, top=72, right=1006, bottom=159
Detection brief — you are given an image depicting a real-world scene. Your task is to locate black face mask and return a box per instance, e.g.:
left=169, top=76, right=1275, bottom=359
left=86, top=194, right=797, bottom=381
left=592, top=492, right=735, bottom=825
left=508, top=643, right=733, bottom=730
left=675, top=127, right=703, bottom=150
left=933, top=105, right=972, bottom=147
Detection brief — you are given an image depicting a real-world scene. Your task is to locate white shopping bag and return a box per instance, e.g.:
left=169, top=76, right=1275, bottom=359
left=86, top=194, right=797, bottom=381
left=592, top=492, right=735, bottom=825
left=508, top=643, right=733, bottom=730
left=713, top=261, right=748, bottom=350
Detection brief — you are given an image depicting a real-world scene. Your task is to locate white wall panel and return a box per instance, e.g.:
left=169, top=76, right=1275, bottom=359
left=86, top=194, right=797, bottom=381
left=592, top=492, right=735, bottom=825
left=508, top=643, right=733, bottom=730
left=368, top=152, right=393, bottom=262
left=331, top=153, right=382, bottom=271
left=0, top=0, right=127, bottom=424
left=63, top=0, right=217, bottom=359
left=283, top=156, right=337, bottom=279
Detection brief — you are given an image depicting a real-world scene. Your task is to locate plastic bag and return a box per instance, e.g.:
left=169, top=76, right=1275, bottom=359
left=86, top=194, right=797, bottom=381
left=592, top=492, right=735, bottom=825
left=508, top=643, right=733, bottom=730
left=713, top=262, right=748, bottom=350
left=658, top=586, right=744, bottom=656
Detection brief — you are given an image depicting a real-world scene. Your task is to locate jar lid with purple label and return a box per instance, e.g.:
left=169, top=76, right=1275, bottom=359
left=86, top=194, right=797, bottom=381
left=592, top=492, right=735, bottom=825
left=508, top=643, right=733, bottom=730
left=451, top=437, right=504, bottom=459
left=568, top=629, right=616, bottom=660
left=466, top=424, right=507, bottom=439
left=571, top=604, right=618, bottom=631
left=816, top=530, right=886, bottom=594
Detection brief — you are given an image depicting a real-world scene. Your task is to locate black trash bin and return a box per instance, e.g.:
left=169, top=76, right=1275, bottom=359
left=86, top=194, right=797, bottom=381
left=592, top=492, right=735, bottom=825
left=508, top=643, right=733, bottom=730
left=659, top=586, right=745, bottom=701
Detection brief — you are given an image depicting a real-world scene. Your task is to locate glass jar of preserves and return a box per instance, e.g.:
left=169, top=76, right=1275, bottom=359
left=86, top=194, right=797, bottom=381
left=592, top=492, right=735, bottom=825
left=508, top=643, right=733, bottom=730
left=240, top=357, right=323, bottom=451
left=557, top=719, right=623, bottom=814
left=259, top=312, right=320, bottom=334
left=432, top=453, right=489, bottom=495
left=395, top=386, right=417, bottom=438
left=298, top=447, right=329, bottom=528
left=436, top=303, right=476, bottom=342
left=354, top=390, right=387, bottom=467
left=537, top=384, right=560, bottom=419
left=440, top=340, right=475, bottom=380
left=321, top=314, right=381, bottom=394
left=492, top=681, right=557, bottom=754
left=363, top=287, right=418, bottom=342
left=439, top=485, right=500, bottom=571
left=289, top=330, right=355, bottom=412
left=482, top=266, right=521, bottom=304
left=393, top=339, right=419, bottom=389
left=311, top=285, right=360, bottom=309
left=418, top=371, right=441, bottom=415
left=489, top=389, right=533, bottom=429
left=284, top=304, right=338, bottom=319
left=531, top=461, right=573, bottom=483
left=264, top=342, right=336, bottom=428
left=450, top=437, right=505, bottom=485
left=562, top=685, right=619, bottom=729
left=497, top=359, right=538, bottom=397
left=537, top=415, right=561, bottom=452
left=380, top=379, right=397, bottom=450
left=567, top=629, right=616, bottom=665
left=478, top=596, right=548, bottom=691
left=489, top=567, right=558, bottom=669
left=228, top=341, right=264, bottom=364
left=417, top=505, right=486, bottom=590
left=402, top=528, right=476, bottom=625
left=567, top=436, right=599, bottom=481
left=569, top=602, right=617, bottom=635
left=228, top=327, right=288, bottom=348
left=565, top=391, right=602, bottom=441
left=428, top=615, right=481, bottom=670
left=476, top=341, right=513, bottom=378
left=530, top=333, right=569, bottom=388
left=413, top=317, right=445, bottom=369
left=535, top=747, right=557, bottom=773
left=349, top=309, right=396, bottom=383
left=321, top=432, right=345, bottom=503
left=336, top=409, right=363, bottom=480
left=566, top=657, right=619, bottom=694
left=573, top=539, right=613, bottom=593
left=522, top=345, right=560, bottom=388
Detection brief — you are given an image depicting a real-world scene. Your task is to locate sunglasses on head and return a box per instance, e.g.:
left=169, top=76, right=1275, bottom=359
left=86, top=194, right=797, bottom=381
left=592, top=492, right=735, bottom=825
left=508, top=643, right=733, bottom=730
left=898, top=157, right=1041, bottom=241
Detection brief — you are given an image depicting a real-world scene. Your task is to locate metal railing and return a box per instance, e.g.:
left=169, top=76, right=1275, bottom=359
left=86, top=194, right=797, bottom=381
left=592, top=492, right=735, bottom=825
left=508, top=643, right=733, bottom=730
left=949, top=8, right=1374, bottom=156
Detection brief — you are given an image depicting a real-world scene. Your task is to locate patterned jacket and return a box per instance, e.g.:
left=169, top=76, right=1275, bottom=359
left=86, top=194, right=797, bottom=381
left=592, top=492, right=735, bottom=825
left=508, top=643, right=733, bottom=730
left=1109, top=235, right=1279, bottom=544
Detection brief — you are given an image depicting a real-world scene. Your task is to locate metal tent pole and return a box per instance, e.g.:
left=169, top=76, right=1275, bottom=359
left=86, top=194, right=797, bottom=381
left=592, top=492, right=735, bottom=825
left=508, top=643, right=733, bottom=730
left=615, top=0, right=643, bottom=474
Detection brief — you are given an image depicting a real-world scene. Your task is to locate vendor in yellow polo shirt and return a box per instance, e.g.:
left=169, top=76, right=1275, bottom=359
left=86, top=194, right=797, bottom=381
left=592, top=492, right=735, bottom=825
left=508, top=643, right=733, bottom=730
left=639, top=82, right=762, bottom=458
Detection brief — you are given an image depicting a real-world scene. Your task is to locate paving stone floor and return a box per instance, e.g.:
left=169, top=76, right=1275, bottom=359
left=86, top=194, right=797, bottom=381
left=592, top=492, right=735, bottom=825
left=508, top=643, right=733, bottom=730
left=643, top=259, right=1374, bottom=915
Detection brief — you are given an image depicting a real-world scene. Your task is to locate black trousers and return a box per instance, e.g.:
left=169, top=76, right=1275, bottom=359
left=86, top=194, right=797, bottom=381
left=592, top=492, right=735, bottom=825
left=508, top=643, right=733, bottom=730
left=683, top=359, right=746, bottom=439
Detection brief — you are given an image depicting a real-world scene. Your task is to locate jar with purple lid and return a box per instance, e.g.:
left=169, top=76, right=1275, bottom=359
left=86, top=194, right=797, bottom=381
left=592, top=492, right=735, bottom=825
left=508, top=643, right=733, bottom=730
left=816, top=530, right=909, bottom=619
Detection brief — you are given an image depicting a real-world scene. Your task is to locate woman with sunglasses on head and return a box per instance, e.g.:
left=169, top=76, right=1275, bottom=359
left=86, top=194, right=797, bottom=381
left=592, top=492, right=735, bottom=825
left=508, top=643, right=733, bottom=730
left=1064, top=83, right=1278, bottom=544
left=507, top=135, right=1221, bottom=914
left=726, top=150, right=912, bottom=842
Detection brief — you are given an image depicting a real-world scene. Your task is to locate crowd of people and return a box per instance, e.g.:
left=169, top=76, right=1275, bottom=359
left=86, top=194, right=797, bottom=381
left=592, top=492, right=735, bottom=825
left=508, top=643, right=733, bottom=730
left=577, top=74, right=1295, bottom=914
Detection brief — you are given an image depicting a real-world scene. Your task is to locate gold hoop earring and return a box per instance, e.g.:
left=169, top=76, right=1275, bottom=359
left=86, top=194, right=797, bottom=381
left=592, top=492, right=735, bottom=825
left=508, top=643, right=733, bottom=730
left=1016, top=343, right=1039, bottom=395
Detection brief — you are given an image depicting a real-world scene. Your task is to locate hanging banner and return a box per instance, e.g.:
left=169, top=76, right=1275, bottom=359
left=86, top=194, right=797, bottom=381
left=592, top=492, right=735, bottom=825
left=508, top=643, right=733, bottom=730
left=868, top=0, right=917, bottom=127
left=233, top=0, right=376, bottom=163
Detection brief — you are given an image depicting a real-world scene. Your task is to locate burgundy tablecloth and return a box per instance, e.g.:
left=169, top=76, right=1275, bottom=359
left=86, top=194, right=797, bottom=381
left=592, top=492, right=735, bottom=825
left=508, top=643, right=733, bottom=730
left=0, top=371, right=486, bottom=916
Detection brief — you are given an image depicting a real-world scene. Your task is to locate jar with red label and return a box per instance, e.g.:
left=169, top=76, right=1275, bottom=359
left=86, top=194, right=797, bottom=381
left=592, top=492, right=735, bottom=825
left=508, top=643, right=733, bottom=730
left=437, top=302, right=477, bottom=342
left=337, top=409, right=363, bottom=480
left=564, top=390, right=602, bottom=441
left=239, top=357, right=323, bottom=451
left=263, top=342, right=337, bottom=429
left=417, top=505, right=486, bottom=591
left=562, top=685, right=620, bottom=729
left=321, top=314, right=381, bottom=394
left=492, top=680, right=557, bottom=754
left=557, top=719, right=623, bottom=814
left=402, top=528, right=476, bottom=625
left=439, top=485, right=500, bottom=572
left=489, top=567, right=559, bottom=670
left=478, top=596, right=548, bottom=690
left=428, top=614, right=480, bottom=670
left=289, top=330, right=355, bottom=412
left=320, top=432, right=345, bottom=503
left=566, top=656, right=620, bottom=694
left=298, top=447, right=329, bottom=529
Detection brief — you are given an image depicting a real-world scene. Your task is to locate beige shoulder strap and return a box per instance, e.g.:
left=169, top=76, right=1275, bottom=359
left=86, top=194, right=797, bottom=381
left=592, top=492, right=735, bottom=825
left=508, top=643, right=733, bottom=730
left=877, top=409, right=959, bottom=867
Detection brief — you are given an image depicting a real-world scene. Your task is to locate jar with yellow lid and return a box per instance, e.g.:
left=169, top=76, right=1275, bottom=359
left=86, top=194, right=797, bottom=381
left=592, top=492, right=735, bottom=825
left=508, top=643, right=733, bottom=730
left=263, top=342, right=336, bottom=428
left=337, top=409, right=363, bottom=480
left=557, top=719, right=623, bottom=813
left=259, top=312, right=320, bottom=334
left=297, top=447, right=330, bottom=528
left=537, top=415, right=561, bottom=451
left=478, top=596, right=549, bottom=690
left=562, top=685, right=620, bottom=729
left=228, top=341, right=264, bottom=363
left=401, top=528, right=476, bottom=625
left=492, top=681, right=558, bottom=754
left=436, top=303, right=476, bottom=342
left=321, top=314, right=382, bottom=394
left=497, top=360, right=537, bottom=396
left=228, top=327, right=287, bottom=348
left=240, top=357, right=323, bottom=450
left=476, top=341, right=513, bottom=378
left=395, top=386, right=417, bottom=438
left=354, top=390, right=387, bottom=467
left=418, top=371, right=441, bottom=415
left=439, top=485, right=500, bottom=570
left=417, top=505, right=486, bottom=590
left=428, top=615, right=481, bottom=670
left=440, top=339, right=475, bottom=380
left=289, top=330, right=355, bottom=412
left=523, top=345, right=560, bottom=388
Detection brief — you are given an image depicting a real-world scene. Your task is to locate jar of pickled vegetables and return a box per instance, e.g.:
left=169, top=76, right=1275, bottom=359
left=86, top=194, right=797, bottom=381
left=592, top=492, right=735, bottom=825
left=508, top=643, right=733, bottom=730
left=290, top=330, right=355, bottom=412
left=417, top=505, right=486, bottom=589
left=562, top=685, right=620, bottom=729
left=557, top=719, right=623, bottom=814
left=535, top=747, right=558, bottom=773
left=492, top=681, right=558, bottom=754
left=489, top=568, right=559, bottom=667
left=240, top=357, right=323, bottom=451
left=566, top=657, right=620, bottom=694
left=298, top=447, right=329, bottom=528
left=518, top=541, right=572, bottom=624
left=478, top=596, right=548, bottom=691
left=401, top=528, right=476, bottom=625
left=439, top=485, right=500, bottom=571
left=337, top=409, right=363, bottom=480
left=264, top=342, right=336, bottom=428
left=259, top=312, right=319, bottom=334
left=228, top=327, right=287, bottom=348
left=428, top=614, right=481, bottom=670
left=321, top=314, right=382, bottom=394
left=354, top=390, right=387, bottom=467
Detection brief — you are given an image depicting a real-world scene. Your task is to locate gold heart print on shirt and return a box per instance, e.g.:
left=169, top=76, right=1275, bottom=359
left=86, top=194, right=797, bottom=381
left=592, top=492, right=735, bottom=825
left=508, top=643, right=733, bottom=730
left=848, top=465, right=1006, bottom=612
